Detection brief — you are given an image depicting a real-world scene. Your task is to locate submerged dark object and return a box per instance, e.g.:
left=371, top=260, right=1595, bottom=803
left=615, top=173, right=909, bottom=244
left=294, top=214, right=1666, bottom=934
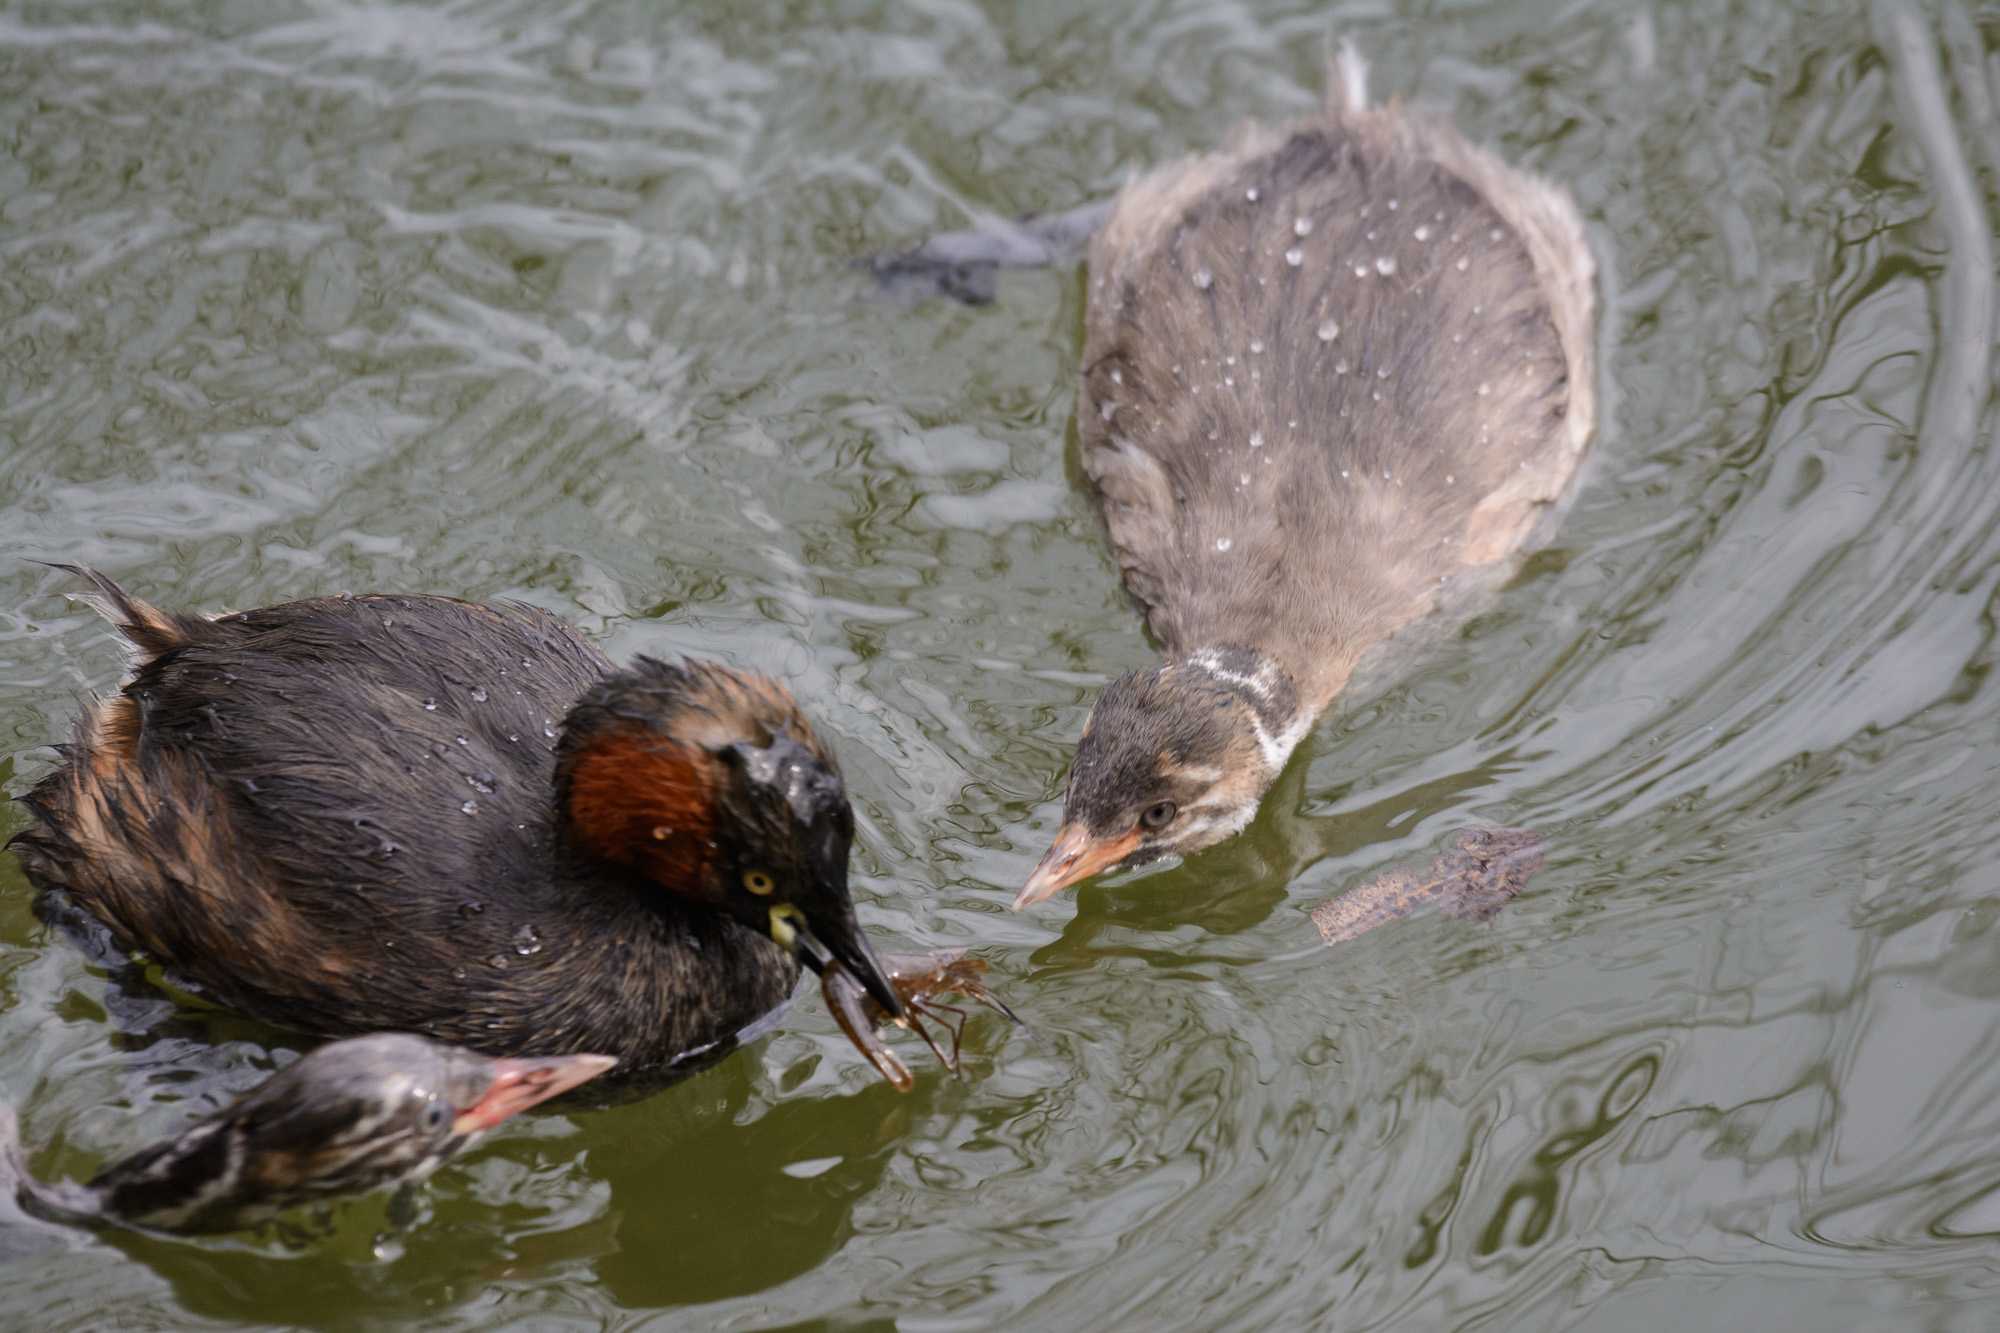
left=3, top=1034, right=613, bottom=1235
left=1311, top=827, right=1545, bottom=946
left=864, top=201, right=1112, bottom=306
left=893, top=49, right=1596, bottom=909
left=821, top=951, right=1022, bottom=1092
left=10, top=566, right=907, bottom=1082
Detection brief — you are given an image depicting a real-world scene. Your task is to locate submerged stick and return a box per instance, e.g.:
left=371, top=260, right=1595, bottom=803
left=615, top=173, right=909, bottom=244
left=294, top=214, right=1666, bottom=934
left=1311, top=828, right=1545, bottom=946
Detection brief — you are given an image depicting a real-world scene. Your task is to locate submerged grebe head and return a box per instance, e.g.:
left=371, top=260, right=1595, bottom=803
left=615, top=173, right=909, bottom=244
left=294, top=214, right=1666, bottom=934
left=1016, top=648, right=1306, bottom=908
left=556, top=658, right=904, bottom=1018
left=246, top=1035, right=615, bottom=1181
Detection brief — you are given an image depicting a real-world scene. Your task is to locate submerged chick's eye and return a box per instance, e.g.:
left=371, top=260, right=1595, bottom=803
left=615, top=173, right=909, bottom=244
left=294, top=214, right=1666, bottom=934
left=742, top=869, right=776, bottom=896
left=1140, top=800, right=1178, bottom=831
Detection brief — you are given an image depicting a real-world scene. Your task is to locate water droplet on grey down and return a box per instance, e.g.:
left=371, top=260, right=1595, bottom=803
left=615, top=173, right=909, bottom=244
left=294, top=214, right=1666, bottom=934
left=461, top=800, right=479, bottom=816
left=1293, top=216, right=1312, bottom=236
left=1192, top=268, right=1213, bottom=290
left=422, top=698, right=438, bottom=711
left=1245, top=186, right=1260, bottom=202
left=1215, top=537, right=1233, bottom=552
left=1455, top=257, right=1469, bottom=272
left=470, top=686, right=488, bottom=703
left=1249, top=339, right=1263, bottom=355
left=1414, top=225, right=1431, bottom=241
left=458, top=900, right=485, bottom=919
left=1249, top=432, right=1265, bottom=449
left=543, top=722, right=557, bottom=739
left=1317, top=320, right=1339, bottom=342
left=1375, top=256, right=1396, bottom=275
left=1285, top=247, right=1304, bottom=267
left=513, top=925, right=543, bottom=957
left=467, top=773, right=495, bottom=794
left=455, top=735, right=469, bottom=747
left=1109, top=367, right=1122, bottom=385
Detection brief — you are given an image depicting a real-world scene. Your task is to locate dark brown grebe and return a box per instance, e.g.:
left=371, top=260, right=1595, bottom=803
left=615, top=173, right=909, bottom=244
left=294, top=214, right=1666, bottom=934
left=5, top=1034, right=613, bottom=1234
left=1011, top=50, right=1598, bottom=906
left=9, top=568, right=905, bottom=1076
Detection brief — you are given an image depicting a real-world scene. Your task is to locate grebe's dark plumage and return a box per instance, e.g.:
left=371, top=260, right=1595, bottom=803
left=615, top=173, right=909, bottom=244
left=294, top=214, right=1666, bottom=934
left=5, top=1034, right=614, bottom=1234
left=1018, top=51, right=1597, bottom=904
left=10, top=568, right=903, bottom=1074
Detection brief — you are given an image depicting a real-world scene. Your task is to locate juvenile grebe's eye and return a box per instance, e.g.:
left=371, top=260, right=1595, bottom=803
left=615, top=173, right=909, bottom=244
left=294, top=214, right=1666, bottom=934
left=742, top=869, right=776, bottom=896
left=423, top=1100, right=448, bottom=1131
left=1140, top=801, right=1178, bottom=831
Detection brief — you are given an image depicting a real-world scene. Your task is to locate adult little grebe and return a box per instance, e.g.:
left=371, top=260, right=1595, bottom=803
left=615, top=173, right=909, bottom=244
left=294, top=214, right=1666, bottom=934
left=6, top=1034, right=614, bottom=1234
left=1009, top=50, right=1598, bottom=905
left=10, top=567, right=904, bottom=1073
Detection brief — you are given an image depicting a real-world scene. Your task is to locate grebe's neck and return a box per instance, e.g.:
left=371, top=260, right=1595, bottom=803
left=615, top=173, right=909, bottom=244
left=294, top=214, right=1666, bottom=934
left=1170, top=645, right=1314, bottom=778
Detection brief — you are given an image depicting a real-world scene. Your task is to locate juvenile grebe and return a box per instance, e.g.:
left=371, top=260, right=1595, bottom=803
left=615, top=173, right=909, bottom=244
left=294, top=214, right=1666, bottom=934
left=5, top=1034, right=613, bottom=1234
left=10, top=568, right=905, bottom=1075
left=1007, top=50, right=1597, bottom=905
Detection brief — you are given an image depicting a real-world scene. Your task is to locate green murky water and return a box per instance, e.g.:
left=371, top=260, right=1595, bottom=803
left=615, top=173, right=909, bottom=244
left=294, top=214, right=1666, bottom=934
left=4, top=1, right=2000, bottom=1327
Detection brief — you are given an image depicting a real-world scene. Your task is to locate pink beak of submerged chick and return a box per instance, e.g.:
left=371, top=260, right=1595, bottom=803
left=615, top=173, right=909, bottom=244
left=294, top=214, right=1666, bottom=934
left=451, top=1052, right=618, bottom=1136
left=1013, top=824, right=1141, bottom=910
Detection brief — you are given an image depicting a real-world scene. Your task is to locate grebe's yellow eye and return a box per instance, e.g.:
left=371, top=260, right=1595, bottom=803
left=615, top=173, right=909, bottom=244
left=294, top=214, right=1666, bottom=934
left=742, top=869, right=776, bottom=896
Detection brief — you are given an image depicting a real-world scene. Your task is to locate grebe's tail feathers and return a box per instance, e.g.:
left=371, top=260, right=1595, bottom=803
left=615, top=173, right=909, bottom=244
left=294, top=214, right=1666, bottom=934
left=37, top=564, right=196, bottom=658
left=1329, top=38, right=1369, bottom=115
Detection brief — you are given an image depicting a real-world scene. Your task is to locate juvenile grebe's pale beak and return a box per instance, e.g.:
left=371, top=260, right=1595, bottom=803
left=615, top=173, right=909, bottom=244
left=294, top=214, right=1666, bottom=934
left=451, top=1052, right=618, bottom=1136
left=1014, top=823, right=1141, bottom=909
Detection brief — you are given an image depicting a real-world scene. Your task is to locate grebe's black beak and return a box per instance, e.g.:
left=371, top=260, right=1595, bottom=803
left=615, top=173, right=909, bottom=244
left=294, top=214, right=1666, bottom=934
left=770, top=896, right=906, bottom=1021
